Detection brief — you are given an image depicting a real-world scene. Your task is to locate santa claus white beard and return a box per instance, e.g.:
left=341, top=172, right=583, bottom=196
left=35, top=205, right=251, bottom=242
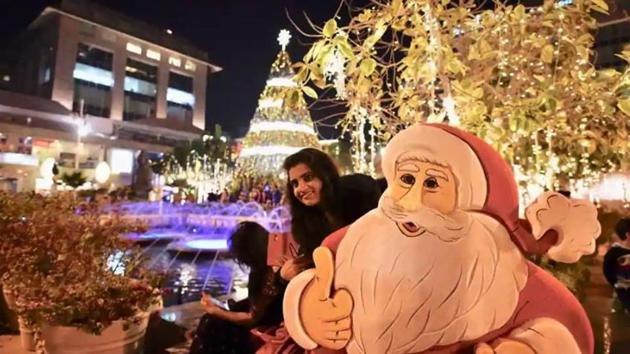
left=334, top=207, right=528, bottom=354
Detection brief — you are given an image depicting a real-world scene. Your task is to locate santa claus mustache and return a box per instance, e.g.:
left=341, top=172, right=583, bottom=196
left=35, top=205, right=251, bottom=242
left=379, top=195, right=471, bottom=242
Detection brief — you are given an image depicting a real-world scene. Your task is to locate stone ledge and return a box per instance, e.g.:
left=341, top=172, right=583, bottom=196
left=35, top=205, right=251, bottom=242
left=0, top=335, right=30, bottom=354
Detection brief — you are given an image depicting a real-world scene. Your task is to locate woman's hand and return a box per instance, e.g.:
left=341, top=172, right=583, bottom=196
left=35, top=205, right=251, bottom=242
left=200, top=293, right=220, bottom=316
left=280, top=256, right=313, bottom=281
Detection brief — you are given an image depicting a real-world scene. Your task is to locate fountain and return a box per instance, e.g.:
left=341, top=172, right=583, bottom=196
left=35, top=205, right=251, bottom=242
left=111, top=201, right=292, bottom=306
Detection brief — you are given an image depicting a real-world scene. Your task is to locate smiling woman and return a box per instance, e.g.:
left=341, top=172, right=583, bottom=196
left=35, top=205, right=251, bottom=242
left=282, top=148, right=382, bottom=267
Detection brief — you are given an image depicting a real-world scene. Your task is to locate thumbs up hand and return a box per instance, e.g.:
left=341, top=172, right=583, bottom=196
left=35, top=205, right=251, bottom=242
left=299, top=247, right=353, bottom=350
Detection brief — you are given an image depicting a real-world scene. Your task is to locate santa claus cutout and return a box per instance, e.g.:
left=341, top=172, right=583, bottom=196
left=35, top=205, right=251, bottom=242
left=283, top=124, right=600, bottom=354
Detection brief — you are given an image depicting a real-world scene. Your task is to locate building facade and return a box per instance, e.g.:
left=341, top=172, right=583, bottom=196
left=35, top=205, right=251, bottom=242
left=0, top=0, right=221, bottom=192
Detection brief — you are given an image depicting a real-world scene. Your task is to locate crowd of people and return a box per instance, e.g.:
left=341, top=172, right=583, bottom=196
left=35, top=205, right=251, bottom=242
left=188, top=147, right=384, bottom=354
left=207, top=179, right=285, bottom=210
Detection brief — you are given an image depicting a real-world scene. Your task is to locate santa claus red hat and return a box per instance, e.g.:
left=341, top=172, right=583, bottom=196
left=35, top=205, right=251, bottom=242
left=382, top=123, right=600, bottom=262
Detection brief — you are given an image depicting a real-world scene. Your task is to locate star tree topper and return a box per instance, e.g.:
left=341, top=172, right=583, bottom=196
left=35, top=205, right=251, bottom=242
left=278, top=29, right=291, bottom=51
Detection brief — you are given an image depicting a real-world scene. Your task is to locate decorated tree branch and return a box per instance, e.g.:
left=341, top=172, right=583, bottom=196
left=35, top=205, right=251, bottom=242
left=295, top=0, right=629, bottom=199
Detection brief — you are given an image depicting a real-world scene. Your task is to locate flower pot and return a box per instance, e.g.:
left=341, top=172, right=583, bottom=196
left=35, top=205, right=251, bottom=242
left=18, top=317, right=36, bottom=352
left=40, top=312, right=150, bottom=354
left=2, top=286, right=16, bottom=310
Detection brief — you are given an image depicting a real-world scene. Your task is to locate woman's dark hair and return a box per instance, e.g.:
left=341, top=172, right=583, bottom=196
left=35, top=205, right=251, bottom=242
left=283, top=148, right=342, bottom=257
left=616, top=218, right=630, bottom=241
left=228, top=222, right=269, bottom=269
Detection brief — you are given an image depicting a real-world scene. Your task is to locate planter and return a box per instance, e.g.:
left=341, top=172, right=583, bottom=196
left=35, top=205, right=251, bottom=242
left=18, top=317, right=36, bottom=352
left=40, top=312, right=150, bottom=354
left=2, top=286, right=16, bottom=310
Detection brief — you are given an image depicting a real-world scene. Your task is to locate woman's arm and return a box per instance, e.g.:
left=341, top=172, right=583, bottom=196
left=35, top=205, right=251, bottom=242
left=208, top=307, right=256, bottom=326
left=201, top=294, right=255, bottom=326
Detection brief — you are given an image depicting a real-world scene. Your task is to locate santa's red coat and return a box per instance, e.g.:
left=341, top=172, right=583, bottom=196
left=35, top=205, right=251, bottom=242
left=311, top=226, right=594, bottom=354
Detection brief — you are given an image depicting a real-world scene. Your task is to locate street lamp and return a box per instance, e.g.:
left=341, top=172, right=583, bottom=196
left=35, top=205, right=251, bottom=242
left=74, top=119, right=90, bottom=169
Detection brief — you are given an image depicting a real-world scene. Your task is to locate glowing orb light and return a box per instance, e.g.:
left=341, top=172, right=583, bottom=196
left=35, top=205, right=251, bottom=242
left=95, top=161, right=111, bottom=184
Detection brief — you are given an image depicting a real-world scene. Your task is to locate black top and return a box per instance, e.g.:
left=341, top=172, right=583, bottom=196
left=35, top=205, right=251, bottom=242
left=276, top=174, right=382, bottom=288
left=247, top=267, right=284, bottom=327
left=338, top=174, right=382, bottom=226
left=298, top=173, right=382, bottom=258
left=603, top=243, right=630, bottom=286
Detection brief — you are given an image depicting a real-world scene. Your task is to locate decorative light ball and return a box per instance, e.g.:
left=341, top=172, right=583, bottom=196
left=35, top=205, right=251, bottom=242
left=95, top=161, right=111, bottom=184
left=40, top=157, right=56, bottom=180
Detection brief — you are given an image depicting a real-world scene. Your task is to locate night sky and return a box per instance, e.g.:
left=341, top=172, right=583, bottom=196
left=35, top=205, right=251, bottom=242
left=0, top=0, right=358, bottom=138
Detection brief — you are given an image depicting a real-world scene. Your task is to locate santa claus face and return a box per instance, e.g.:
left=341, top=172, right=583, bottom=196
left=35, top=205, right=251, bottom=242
left=332, top=154, right=528, bottom=353
left=389, top=159, right=458, bottom=237
left=335, top=208, right=527, bottom=354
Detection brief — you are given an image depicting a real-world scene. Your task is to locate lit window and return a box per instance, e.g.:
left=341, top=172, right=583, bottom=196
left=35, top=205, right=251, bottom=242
left=124, top=76, right=157, bottom=96
left=73, top=63, right=114, bottom=87
left=44, top=68, right=51, bottom=83
left=146, top=49, right=161, bottom=61
left=2, top=75, right=10, bottom=82
left=108, top=148, right=134, bottom=174
left=126, top=42, right=142, bottom=55
left=169, top=56, right=181, bottom=67
left=166, top=87, right=195, bottom=106
left=185, top=60, right=196, bottom=72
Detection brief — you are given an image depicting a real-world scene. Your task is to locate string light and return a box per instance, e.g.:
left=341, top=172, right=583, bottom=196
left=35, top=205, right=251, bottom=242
left=296, top=0, right=629, bottom=192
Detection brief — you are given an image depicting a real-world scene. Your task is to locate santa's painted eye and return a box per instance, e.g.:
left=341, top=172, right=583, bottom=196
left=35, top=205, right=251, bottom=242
left=423, top=177, right=439, bottom=189
left=400, top=174, right=416, bottom=186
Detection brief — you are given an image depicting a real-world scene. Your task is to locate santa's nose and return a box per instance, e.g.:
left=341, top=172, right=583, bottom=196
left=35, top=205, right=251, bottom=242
left=396, top=183, right=423, bottom=211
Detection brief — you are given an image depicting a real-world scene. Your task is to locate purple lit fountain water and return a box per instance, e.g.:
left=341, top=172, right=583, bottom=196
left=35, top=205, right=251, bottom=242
left=117, top=201, right=291, bottom=306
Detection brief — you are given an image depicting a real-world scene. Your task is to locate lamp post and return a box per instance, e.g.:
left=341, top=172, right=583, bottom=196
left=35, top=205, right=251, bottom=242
left=74, top=99, right=90, bottom=170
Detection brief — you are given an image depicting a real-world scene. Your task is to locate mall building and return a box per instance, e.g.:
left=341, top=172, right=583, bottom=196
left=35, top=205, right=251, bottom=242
left=0, top=0, right=221, bottom=192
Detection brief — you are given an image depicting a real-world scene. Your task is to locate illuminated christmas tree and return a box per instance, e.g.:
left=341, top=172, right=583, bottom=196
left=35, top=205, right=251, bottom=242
left=238, top=30, right=321, bottom=176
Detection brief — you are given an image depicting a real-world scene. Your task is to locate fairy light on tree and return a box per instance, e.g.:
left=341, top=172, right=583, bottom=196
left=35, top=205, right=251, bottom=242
left=295, top=0, right=629, bottom=195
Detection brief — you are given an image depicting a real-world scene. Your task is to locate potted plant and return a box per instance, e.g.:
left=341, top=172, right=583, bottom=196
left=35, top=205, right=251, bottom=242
left=0, top=192, right=162, bottom=353
left=0, top=192, right=50, bottom=350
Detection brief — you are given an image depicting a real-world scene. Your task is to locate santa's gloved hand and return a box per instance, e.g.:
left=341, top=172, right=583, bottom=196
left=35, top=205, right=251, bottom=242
left=299, top=247, right=353, bottom=350
left=475, top=340, right=535, bottom=354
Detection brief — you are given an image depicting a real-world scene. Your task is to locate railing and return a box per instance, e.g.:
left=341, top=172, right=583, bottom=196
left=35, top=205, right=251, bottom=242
left=116, top=201, right=291, bottom=233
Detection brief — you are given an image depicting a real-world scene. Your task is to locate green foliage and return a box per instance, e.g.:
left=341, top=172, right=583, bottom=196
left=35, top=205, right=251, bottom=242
left=59, top=172, right=87, bottom=189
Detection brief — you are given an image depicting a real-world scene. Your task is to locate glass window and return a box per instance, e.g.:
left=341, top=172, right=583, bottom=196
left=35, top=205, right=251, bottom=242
left=76, top=43, right=113, bottom=71
left=126, top=58, right=157, bottom=82
left=73, top=43, right=113, bottom=118
left=167, top=72, right=194, bottom=121
left=167, top=102, right=193, bottom=122
left=124, top=59, right=157, bottom=121
left=17, top=137, right=32, bottom=155
left=73, top=81, right=112, bottom=117
left=169, top=72, right=193, bottom=92
left=123, top=93, right=155, bottom=121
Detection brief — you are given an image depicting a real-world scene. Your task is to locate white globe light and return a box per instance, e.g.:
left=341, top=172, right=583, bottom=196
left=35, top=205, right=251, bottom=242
left=95, top=161, right=111, bottom=184
left=40, top=158, right=56, bottom=180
